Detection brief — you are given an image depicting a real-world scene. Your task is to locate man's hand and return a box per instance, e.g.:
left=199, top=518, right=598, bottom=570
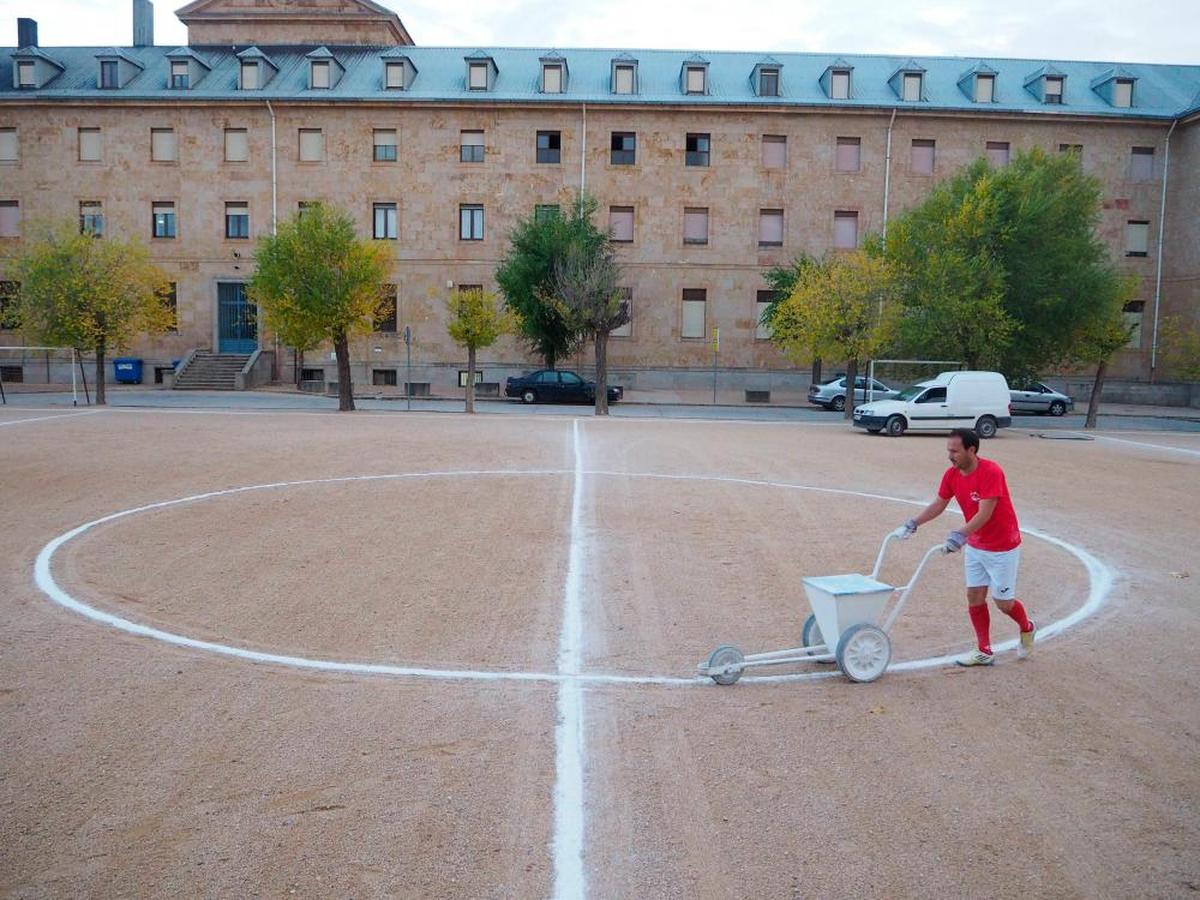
left=900, top=518, right=918, bottom=540
left=944, top=530, right=967, bottom=553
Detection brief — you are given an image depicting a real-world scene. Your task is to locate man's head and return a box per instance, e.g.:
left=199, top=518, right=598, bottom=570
left=947, top=428, right=980, bottom=471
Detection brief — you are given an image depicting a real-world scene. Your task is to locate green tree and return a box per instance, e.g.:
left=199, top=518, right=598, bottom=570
left=760, top=254, right=822, bottom=382
left=1067, top=282, right=1137, bottom=428
left=446, top=286, right=515, bottom=414
left=14, top=220, right=173, bottom=405
left=770, top=251, right=897, bottom=420
left=552, top=241, right=627, bottom=415
left=1159, top=316, right=1200, bottom=382
left=495, top=195, right=608, bottom=369
left=247, top=203, right=391, bottom=412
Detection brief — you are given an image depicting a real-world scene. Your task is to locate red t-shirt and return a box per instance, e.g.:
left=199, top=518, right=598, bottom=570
left=938, top=458, right=1021, bottom=551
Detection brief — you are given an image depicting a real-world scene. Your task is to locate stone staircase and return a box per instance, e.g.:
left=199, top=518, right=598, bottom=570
left=173, top=351, right=251, bottom=390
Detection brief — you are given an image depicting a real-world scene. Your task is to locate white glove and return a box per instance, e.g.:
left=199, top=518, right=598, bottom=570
left=944, top=530, right=967, bottom=553
left=900, top=518, right=918, bottom=540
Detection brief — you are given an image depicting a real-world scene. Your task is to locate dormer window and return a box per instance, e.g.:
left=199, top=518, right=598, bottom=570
left=831, top=69, right=851, bottom=99
left=165, top=48, right=209, bottom=90
left=241, top=61, right=260, bottom=90
left=613, top=63, right=636, bottom=94
left=974, top=74, right=994, bottom=103
left=100, top=60, right=119, bottom=89
left=1114, top=78, right=1134, bottom=107
left=311, top=60, right=330, bottom=89
left=1044, top=76, right=1063, bottom=103
left=381, top=54, right=416, bottom=91
left=468, top=62, right=488, bottom=90
left=170, top=60, right=189, bottom=89
left=542, top=63, right=563, bottom=93
left=17, top=60, right=35, bottom=87
left=385, top=62, right=404, bottom=88
left=903, top=73, right=922, bottom=101
left=758, top=67, right=779, bottom=97
left=685, top=65, right=706, bottom=94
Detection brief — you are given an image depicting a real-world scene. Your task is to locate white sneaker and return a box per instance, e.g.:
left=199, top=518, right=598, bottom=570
left=956, top=649, right=994, bottom=667
left=1018, top=622, right=1036, bottom=660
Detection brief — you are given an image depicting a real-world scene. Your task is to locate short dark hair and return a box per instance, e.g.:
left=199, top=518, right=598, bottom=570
left=949, top=428, right=980, bottom=452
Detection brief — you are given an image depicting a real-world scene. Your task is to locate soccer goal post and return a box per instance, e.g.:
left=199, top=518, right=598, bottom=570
left=0, top=346, right=89, bottom=406
left=866, top=359, right=966, bottom=401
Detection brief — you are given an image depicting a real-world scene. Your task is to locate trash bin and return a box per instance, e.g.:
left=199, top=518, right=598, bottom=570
left=113, top=358, right=143, bottom=384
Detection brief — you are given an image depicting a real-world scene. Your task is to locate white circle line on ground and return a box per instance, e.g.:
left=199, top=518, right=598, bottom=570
left=33, top=468, right=1115, bottom=687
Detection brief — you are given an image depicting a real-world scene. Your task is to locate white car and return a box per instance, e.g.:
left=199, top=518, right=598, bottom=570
left=852, top=371, right=1013, bottom=438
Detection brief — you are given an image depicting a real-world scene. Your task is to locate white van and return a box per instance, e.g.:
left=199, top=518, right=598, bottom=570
left=852, top=371, right=1012, bottom=438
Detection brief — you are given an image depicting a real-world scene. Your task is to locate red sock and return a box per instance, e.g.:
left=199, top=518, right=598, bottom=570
left=1002, top=600, right=1033, bottom=633
left=968, top=604, right=992, bottom=655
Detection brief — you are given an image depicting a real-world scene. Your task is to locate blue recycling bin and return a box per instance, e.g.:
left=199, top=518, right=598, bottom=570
left=113, top=358, right=143, bottom=384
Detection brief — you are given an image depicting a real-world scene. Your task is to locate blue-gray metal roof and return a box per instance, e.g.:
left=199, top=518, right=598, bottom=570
left=1, top=44, right=1197, bottom=118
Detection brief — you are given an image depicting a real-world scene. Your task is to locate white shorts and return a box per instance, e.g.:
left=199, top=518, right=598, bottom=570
left=964, top=545, right=1021, bottom=601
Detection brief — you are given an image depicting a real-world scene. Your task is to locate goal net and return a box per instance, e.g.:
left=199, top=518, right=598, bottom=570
left=867, top=359, right=965, bottom=398
left=0, top=346, right=88, bottom=405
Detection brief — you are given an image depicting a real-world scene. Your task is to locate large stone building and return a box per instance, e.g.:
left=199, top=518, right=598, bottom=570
left=1, top=0, right=1197, bottom=394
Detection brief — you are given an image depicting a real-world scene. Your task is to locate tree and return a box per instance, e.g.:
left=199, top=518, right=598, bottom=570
left=1068, top=284, right=1137, bottom=428
left=495, top=195, right=608, bottom=369
left=247, top=203, right=390, bottom=412
left=769, top=251, right=897, bottom=420
left=446, top=286, right=515, bottom=414
left=760, top=254, right=821, bottom=382
left=14, top=220, right=173, bottom=405
left=552, top=241, right=627, bottom=415
left=1159, top=316, right=1200, bottom=382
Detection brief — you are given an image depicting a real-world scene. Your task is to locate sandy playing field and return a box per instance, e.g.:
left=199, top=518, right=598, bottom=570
left=1, top=406, right=1197, bottom=898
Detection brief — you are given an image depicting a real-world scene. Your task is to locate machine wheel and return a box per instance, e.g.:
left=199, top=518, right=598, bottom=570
left=1048, top=400, right=1066, bottom=417
left=831, top=395, right=846, bottom=412
left=976, top=415, right=998, bottom=438
left=706, top=645, right=745, bottom=685
left=835, top=624, right=892, bottom=683
left=802, top=613, right=834, bottom=663
left=885, top=415, right=907, bottom=437
left=521, top=389, right=537, bottom=404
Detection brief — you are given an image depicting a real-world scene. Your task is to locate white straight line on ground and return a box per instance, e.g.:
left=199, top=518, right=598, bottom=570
left=0, top=410, right=103, bottom=427
left=1093, top=434, right=1200, bottom=457
left=553, top=419, right=587, bottom=900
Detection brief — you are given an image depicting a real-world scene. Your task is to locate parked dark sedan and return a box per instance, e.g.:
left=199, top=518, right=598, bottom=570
left=505, top=369, right=623, bottom=405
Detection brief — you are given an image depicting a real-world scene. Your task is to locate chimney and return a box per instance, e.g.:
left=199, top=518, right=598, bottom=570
left=132, top=0, right=154, bottom=47
left=17, top=17, right=37, bottom=47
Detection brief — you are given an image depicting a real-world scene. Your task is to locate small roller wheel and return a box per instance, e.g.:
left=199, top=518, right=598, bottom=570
left=706, top=645, right=745, bottom=685
left=835, top=624, right=892, bottom=683
left=802, top=613, right=824, bottom=656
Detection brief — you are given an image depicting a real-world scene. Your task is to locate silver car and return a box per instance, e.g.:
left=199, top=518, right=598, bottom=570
left=807, top=376, right=900, bottom=412
left=1009, top=381, right=1074, bottom=416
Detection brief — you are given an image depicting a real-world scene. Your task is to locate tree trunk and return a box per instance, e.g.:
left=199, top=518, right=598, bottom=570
left=594, top=331, right=609, bottom=416
left=296, top=348, right=304, bottom=388
left=94, top=339, right=106, bottom=406
left=1084, top=357, right=1107, bottom=429
left=465, top=345, right=476, bottom=414
left=334, top=331, right=354, bottom=412
left=811, top=358, right=823, bottom=387
left=843, top=357, right=857, bottom=420
left=546, top=349, right=556, bottom=371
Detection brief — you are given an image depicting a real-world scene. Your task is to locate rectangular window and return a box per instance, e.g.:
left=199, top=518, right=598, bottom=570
left=1059, top=143, right=1082, bottom=155
left=758, top=209, right=783, bottom=247
left=986, top=141, right=1010, bottom=167
left=759, top=68, right=779, bottom=97
left=373, top=129, right=397, bottom=162
left=241, top=62, right=259, bottom=90
left=17, top=60, right=35, bottom=87
left=535, top=204, right=560, bottom=223
left=225, top=202, right=249, bottom=239
left=831, top=70, right=851, bottom=99
left=974, top=74, right=994, bottom=103
left=542, top=64, right=563, bottom=93
left=373, top=202, right=397, bottom=240
left=910, top=139, right=935, bottom=175
left=609, top=206, right=634, bottom=243
left=1114, top=79, right=1133, bottom=108
left=151, top=128, right=177, bottom=162
left=835, top=136, right=861, bottom=172
left=614, top=64, right=635, bottom=94
left=162, top=282, right=178, bottom=332
left=78, top=127, right=102, bottom=162
left=681, top=288, right=706, bottom=338
left=1123, top=300, right=1145, bottom=348
left=610, top=132, right=635, bottom=165
left=1044, top=77, right=1063, bottom=103
left=1125, top=220, right=1149, bottom=257
left=373, top=368, right=398, bottom=387
left=834, top=210, right=858, bottom=249
left=536, top=131, right=561, bottom=164
left=300, top=368, right=325, bottom=383
left=0, top=201, right=19, bottom=238
left=385, top=62, right=406, bottom=89
left=170, top=60, right=189, bottom=89
left=375, top=284, right=398, bottom=333
left=756, top=290, right=777, bottom=340
left=225, top=128, right=248, bottom=162
left=100, top=60, right=119, bottom=89
left=311, top=61, right=330, bottom=89
left=80, top=201, right=103, bottom=237
left=611, top=287, right=633, bottom=337
left=683, top=207, right=709, bottom=245
left=902, top=73, right=922, bottom=101
left=152, top=201, right=176, bottom=239
left=0, top=128, right=17, bottom=161
left=685, top=66, right=706, bottom=94
left=468, top=63, right=488, bottom=90
left=460, top=130, right=484, bottom=163
left=762, top=135, right=786, bottom=169
left=685, top=133, right=710, bottom=167
left=1130, top=147, right=1154, bottom=181
left=460, top=204, right=484, bottom=241
left=298, top=128, right=324, bottom=162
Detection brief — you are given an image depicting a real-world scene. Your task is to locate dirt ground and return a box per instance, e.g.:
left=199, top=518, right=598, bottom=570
left=1, top=407, right=1197, bottom=898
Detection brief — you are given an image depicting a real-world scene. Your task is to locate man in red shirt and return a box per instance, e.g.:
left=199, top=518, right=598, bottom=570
left=901, top=428, right=1036, bottom=666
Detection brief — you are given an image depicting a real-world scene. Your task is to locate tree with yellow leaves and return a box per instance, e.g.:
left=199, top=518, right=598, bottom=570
left=446, top=286, right=516, bottom=413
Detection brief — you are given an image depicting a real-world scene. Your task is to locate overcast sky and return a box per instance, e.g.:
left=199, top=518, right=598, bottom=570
left=1, top=0, right=1196, bottom=66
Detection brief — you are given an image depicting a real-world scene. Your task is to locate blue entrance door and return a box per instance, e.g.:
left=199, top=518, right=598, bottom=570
left=218, top=282, right=257, bottom=353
